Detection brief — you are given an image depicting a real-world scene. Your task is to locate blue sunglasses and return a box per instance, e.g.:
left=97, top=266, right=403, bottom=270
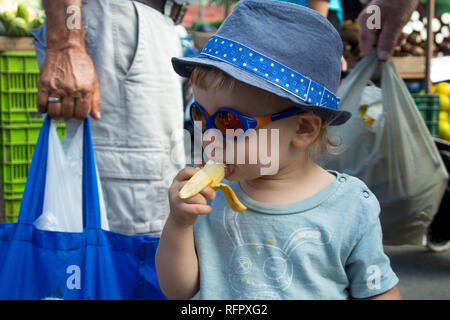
left=189, top=102, right=303, bottom=139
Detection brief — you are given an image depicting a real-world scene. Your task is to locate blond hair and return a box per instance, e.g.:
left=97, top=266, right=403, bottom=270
left=190, top=66, right=340, bottom=158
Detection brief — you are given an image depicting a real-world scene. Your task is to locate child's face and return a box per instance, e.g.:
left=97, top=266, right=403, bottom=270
left=192, top=81, right=311, bottom=180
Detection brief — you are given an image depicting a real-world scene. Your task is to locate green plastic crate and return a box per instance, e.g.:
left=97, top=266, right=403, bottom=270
left=1, top=122, right=67, bottom=220
left=1, top=122, right=66, bottom=144
left=1, top=123, right=41, bottom=144
left=0, top=122, right=66, bottom=194
left=3, top=192, right=21, bottom=223
left=412, top=93, right=440, bottom=138
left=1, top=162, right=28, bottom=193
left=1, top=142, right=35, bottom=163
left=0, top=51, right=43, bottom=124
left=0, top=51, right=39, bottom=72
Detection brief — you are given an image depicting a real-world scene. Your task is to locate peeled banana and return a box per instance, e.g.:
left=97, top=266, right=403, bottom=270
left=178, top=160, right=247, bottom=212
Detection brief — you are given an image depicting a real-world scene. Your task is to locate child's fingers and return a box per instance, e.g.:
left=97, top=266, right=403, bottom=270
left=175, top=184, right=216, bottom=203
left=193, top=160, right=205, bottom=169
left=182, top=193, right=208, bottom=205
left=172, top=166, right=199, bottom=183
left=180, top=202, right=212, bottom=215
left=200, top=186, right=216, bottom=200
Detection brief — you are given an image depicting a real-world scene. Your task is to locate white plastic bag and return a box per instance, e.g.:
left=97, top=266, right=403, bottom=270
left=325, top=53, right=448, bottom=245
left=34, top=120, right=109, bottom=232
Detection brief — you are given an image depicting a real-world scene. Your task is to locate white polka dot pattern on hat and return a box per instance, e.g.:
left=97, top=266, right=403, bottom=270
left=200, top=35, right=340, bottom=110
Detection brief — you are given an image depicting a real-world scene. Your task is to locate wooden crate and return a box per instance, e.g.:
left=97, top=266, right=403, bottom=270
left=0, top=36, right=35, bottom=51
left=392, top=56, right=426, bottom=79
left=371, top=56, right=426, bottom=81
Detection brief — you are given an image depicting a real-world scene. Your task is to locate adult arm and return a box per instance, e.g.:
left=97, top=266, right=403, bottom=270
left=308, top=0, right=330, bottom=17
left=358, top=0, right=419, bottom=61
left=38, top=0, right=101, bottom=120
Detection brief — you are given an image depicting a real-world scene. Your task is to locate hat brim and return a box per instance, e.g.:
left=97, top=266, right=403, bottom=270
left=172, top=55, right=351, bottom=126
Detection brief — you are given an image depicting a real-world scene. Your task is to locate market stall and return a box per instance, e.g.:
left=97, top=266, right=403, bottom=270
left=0, top=2, right=59, bottom=223
left=342, top=1, right=450, bottom=143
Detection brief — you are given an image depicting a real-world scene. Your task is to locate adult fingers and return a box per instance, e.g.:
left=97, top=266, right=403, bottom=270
left=90, top=80, right=101, bottom=120
left=376, top=25, right=399, bottom=61
left=358, top=24, right=378, bottom=56
left=47, top=95, right=62, bottom=120
left=37, top=86, right=49, bottom=114
left=74, top=93, right=91, bottom=119
left=61, top=96, right=75, bottom=119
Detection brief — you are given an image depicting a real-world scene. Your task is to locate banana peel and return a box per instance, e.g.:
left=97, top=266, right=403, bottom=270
left=178, top=160, right=247, bottom=212
left=212, top=183, right=247, bottom=212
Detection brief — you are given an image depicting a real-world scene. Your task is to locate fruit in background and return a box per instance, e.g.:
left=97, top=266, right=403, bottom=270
left=7, top=17, right=30, bottom=37
left=440, top=111, right=449, bottom=122
left=440, top=93, right=450, bottom=113
left=436, top=82, right=450, bottom=97
left=16, top=4, right=30, bottom=23
left=0, top=21, right=6, bottom=36
left=439, top=121, right=450, bottom=141
left=0, top=3, right=45, bottom=37
left=430, top=82, right=450, bottom=141
left=28, top=16, right=44, bottom=29
left=0, top=11, right=14, bottom=30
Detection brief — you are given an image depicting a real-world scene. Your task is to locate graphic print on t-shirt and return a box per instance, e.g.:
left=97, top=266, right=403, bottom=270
left=223, top=208, right=332, bottom=299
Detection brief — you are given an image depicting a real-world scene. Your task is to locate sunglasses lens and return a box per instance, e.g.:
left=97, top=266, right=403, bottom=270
left=214, top=111, right=243, bottom=137
left=191, top=105, right=206, bottom=131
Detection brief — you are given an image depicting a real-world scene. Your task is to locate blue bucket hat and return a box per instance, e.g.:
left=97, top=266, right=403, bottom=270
left=172, top=0, right=351, bottom=125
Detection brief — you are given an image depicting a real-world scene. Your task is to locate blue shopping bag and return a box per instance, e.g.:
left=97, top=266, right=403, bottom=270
left=0, top=116, right=167, bottom=300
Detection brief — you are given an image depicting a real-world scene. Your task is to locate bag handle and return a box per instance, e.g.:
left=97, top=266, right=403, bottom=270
left=81, top=116, right=102, bottom=230
left=18, top=116, right=102, bottom=230
left=327, top=52, right=384, bottom=176
left=381, top=60, right=443, bottom=167
left=336, top=51, right=379, bottom=112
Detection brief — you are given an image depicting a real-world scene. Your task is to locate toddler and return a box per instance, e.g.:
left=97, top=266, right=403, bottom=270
left=156, top=0, right=400, bottom=300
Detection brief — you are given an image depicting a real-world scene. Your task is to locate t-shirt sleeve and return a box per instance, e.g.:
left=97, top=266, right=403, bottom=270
left=345, top=194, right=399, bottom=299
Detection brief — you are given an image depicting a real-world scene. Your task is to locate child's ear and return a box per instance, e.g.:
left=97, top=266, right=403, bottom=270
left=291, top=113, right=322, bottom=148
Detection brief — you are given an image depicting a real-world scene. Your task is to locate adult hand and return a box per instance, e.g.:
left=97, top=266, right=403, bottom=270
left=37, top=46, right=101, bottom=120
left=39, top=0, right=101, bottom=120
left=357, top=0, right=419, bottom=61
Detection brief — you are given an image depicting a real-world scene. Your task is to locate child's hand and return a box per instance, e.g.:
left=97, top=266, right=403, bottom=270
left=168, top=166, right=216, bottom=228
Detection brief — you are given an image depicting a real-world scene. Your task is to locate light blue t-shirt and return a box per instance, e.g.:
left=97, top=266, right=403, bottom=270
left=193, top=171, right=398, bottom=299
